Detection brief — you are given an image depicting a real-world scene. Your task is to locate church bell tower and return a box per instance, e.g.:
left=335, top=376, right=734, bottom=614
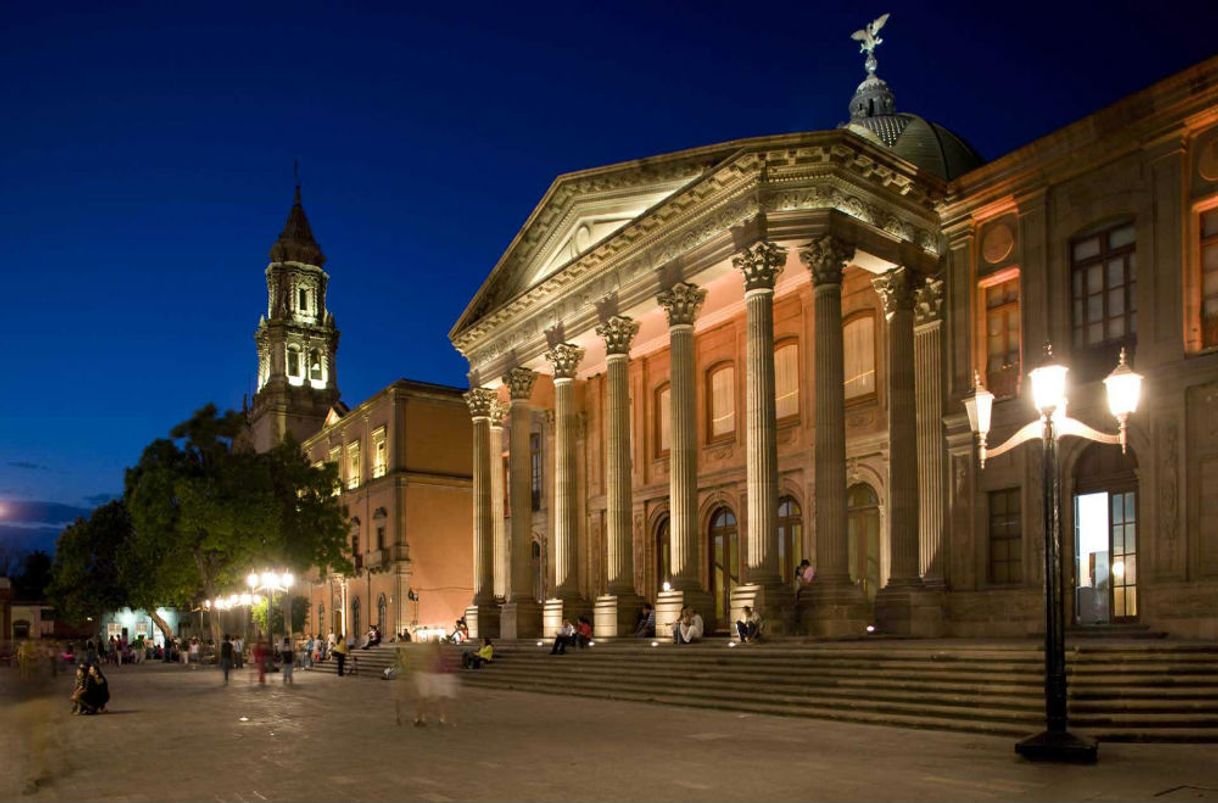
left=247, top=184, right=341, bottom=452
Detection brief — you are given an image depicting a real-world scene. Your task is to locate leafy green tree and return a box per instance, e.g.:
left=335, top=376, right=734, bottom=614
left=251, top=594, right=310, bottom=639
left=13, top=550, right=53, bottom=600
left=48, top=502, right=137, bottom=630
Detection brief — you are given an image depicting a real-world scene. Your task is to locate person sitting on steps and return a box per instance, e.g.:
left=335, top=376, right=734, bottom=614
left=673, top=607, right=704, bottom=645
left=735, top=605, right=762, bottom=643
left=550, top=619, right=576, bottom=655
left=463, top=637, right=494, bottom=669
left=632, top=603, right=656, bottom=638
left=575, top=616, right=593, bottom=649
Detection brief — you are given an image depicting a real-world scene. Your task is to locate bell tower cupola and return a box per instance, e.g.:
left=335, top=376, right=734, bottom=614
left=248, top=183, right=341, bottom=452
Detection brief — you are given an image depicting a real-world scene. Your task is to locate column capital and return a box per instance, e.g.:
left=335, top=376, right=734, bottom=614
left=914, top=276, right=945, bottom=326
left=657, top=281, right=706, bottom=327
left=489, top=399, right=508, bottom=427
left=463, top=387, right=497, bottom=419
left=732, top=241, right=786, bottom=293
left=872, top=267, right=917, bottom=319
left=544, top=343, right=585, bottom=380
left=595, top=315, right=640, bottom=356
left=799, top=235, right=855, bottom=286
left=502, top=367, right=537, bottom=401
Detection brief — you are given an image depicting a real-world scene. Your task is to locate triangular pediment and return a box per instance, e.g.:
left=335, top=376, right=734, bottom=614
left=450, top=143, right=741, bottom=339
left=323, top=402, right=350, bottom=427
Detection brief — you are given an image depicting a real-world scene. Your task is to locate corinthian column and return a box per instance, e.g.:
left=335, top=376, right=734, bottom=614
left=545, top=343, right=584, bottom=601
left=799, top=235, right=868, bottom=637
left=500, top=366, right=541, bottom=638
left=914, top=278, right=946, bottom=586
left=462, top=387, right=499, bottom=637
left=489, top=400, right=508, bottom=599
left=593, top=315, right=642, bottom=637
left=873, top=268, right=921, bottom=586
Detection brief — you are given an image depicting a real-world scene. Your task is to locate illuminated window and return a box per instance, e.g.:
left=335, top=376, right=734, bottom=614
left=328, top=446, right=342, bottom=494
left=1071, top=220, right=1136, bottom=351
left=372, top=427, right=387, bottom=478
left=775, top=342, right=799, bottom=422
left=988, top=488, right=1022, bottom=585
left=843, top=312, right=876, bottom=401
left=346, top=440, right=361, bottom=490
left=308, top=349, right=323, bottom=383
left=708, top=364, right=735, bottom=440
left=287, top=345, right=303, bottom=379
left=655, top=384, right=671, bottom=456
left=1201, top=207, right=1218, bottom=349
left=983, top=276, right=1021, bottom=398
left=530, top=433, right=542, bottom=511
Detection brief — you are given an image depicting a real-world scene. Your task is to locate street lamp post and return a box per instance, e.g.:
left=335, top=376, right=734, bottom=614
left=963, top=344, right=1142, bottom=763
left=246, top=570, right=295, bottom=652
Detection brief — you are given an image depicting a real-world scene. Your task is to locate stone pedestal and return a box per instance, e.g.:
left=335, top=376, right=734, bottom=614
left=800, top=582, right=871, bottom=639
left=730, top=583, right=795, bottom=638
left=655, top=588, right=714, bottom=640
left=594, top=593, right=645, bottom=639
left=874, top=585, right=945, bottom=637
left=499, top=600, right=542, bottom=640
left=464, top=603, right=500, bottom=640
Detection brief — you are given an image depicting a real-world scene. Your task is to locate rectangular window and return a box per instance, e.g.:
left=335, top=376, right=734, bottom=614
left=346, top=440, right=361, bottom=490
left=1071, top=221, right=1136, bottom=351
left=984, top=276, right=1021, bottom=398
left=988, top=488, right=1022, bottom=585
left=376, top=525, right=386, bottom=551
left=775, top=343, right=800, bottom=421
left=1202, top=208, right=1218, bottom=349
left=709, top=366, right=735, bottom=440
left=299, top=287, right=308, bottom=312
left=327, top=446, right=342, bottom=495
left=655, top=385, right=671, bottom=456
left=372, top=427, right=388, bottom=479
left=530, top=433, right=542, bottom=511
left=843, top=313, right=876, bottom=401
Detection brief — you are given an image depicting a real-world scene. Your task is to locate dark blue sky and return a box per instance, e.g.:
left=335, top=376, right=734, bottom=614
left=1, top=0, right=1214, bottom=547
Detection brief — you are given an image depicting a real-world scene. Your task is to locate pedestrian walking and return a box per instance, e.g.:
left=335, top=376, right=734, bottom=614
left=219, top=634, right=233, bottom=685
left=233, top=636, right=244, bottom=669
left=333, top=633, right=349, bottom=676
left=281, top=638, right=294, bottom=685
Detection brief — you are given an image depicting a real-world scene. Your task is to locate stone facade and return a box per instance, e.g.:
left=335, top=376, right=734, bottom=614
left=449, top=55, right=1218, bottom=640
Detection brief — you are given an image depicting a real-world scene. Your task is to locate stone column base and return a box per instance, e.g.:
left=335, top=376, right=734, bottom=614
left=730, top=583, right=795, bottom=638
left=799, top=580, right=872, bottom=639
left=542, top=597, right=592, bottom=638
left=594, top=593, right=645, bottom=639
left=499, top=599, right=543, bottom=640
left=875, top=583, right=945, bottom=637
left=465, top=602, right=501, bottom=640
left=656, top=588, right=714, bottom=639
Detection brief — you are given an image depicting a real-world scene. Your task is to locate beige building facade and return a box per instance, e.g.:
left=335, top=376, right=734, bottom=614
left=450, top=54, right=1218, bottom=640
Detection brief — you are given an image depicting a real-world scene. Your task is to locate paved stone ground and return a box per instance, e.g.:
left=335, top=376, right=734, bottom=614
left=1, top=663, right=1216, bottom=802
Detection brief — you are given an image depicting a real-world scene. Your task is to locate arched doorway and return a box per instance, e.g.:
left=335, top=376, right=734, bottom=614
left=655, top=515, right=671, bottom=592
left=351, top=597, right=361, bottom=641
left=708, top=506, right=739, bottom=630
left=777, top=496, right=803, bottom=581
left=1073, top=443, right=1139, bottom=624
left=847, top=484, right=881, bottom=602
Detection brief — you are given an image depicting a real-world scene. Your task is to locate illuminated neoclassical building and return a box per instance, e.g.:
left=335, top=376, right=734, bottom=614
left=449, top=48, right=1218, bottom=641
left=248, top=189, right=474, bottom=641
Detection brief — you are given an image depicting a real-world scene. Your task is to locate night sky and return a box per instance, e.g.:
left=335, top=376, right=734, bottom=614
left=1, top=1, right=1214, bottom=551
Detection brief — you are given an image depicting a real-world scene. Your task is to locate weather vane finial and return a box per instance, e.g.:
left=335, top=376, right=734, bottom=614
left=851, top=13, right=890, bottom=77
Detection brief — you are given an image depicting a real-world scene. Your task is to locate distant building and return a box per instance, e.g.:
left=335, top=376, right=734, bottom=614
left=97, top=607, right=183, bottom=645
left=243, top=189, right=473, bottom=641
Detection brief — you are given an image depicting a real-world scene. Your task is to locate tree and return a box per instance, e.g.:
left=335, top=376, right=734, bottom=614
left=252, top=594, right=310, bottom=639
left=13, top=550, right=53, bottom=600
left=124, top=404, right=348, bottom=644
left=48, top=503, right=130, bottom=627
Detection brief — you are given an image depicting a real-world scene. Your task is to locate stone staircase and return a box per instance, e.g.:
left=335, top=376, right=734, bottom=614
left=310, top=638, right=1218, bottom=742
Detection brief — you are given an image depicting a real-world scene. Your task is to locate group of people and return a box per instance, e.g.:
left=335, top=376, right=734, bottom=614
left=549, top=616, right=593, bottom=655
left=69, top=660, right=110, bottom=715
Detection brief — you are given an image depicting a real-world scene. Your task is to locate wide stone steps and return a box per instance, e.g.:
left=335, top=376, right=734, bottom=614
left=309, top=640, right=1218, bottom=741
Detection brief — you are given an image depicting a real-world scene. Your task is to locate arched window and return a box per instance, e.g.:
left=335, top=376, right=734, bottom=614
left=655, top=515, right=671, bottom=591
left=843, top=312, right=876, bottom=401
left=707, top=364, right=736, bottom=441
left=775, top=342, right=800, bottom=422
left=308, top=349, right=323, bottom=382
left=298, top=286, right=309, bottom=313
left=377, top=593, right=387, bottom=631
left=708, top=507, right=739, bottom=629
left=351, top=597, right=361, bottom=640
left=847, top=484, right=881, bottom=601
left=286, top=345, right=303, bottom=379
left=655, top=383, right=671, bottom=457
left=777, top=496, right=803, bottom=580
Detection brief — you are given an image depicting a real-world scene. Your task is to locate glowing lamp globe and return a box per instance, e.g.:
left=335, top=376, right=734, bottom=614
left=246, top=572, right=259, bottom=590
left=963, top=371, right=994, bottom=440
left=1030, top=344, right=1068, bottom=416
left=282, top=571, right=295, bottom=589
left=1103, top=348, right=1142, bottom=452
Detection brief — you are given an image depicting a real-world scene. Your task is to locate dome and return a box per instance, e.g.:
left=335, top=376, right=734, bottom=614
left=840, top=73, right=983, bottom=181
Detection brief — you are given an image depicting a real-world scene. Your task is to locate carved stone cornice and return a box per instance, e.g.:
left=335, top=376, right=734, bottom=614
left=595, top=315, right=639, bottom=356
left=732, top=241, right=786, bottom=293
left=503, top=367, right=537, bottom=401
left=871, top=267, right=916, bottom=318
left=488, top=399, right=508, bottom=427
left=799, top=235, right=855, bottom=287
left=544, top=343, right=585, bottom=380
left=463, top=387, right=497, bottom=419
left=657, top=281, right=707, bottom=327
left=914, top=276, right=945, bottom=326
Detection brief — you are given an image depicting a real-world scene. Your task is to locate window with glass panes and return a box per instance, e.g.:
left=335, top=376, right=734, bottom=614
left=529, top=433, right=542, bottom=511
left=988, top=488, right=1022, bottom=585
left=1201, top=208, right=1218, bottom=348
left=708, top=365, right=736, bottom=440
left=655, top=384, right=671, bottom=456
left=1071, top=221, right=1136, bottom=350
left=843, top=313, right=876, bottom=401
left=774, top=343, right=800, bottom=421
left=984, top=277, right=1021, bottom=398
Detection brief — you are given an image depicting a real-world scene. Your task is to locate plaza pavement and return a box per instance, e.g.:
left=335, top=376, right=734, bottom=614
left=1, top=662, right=1215, bottom=803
